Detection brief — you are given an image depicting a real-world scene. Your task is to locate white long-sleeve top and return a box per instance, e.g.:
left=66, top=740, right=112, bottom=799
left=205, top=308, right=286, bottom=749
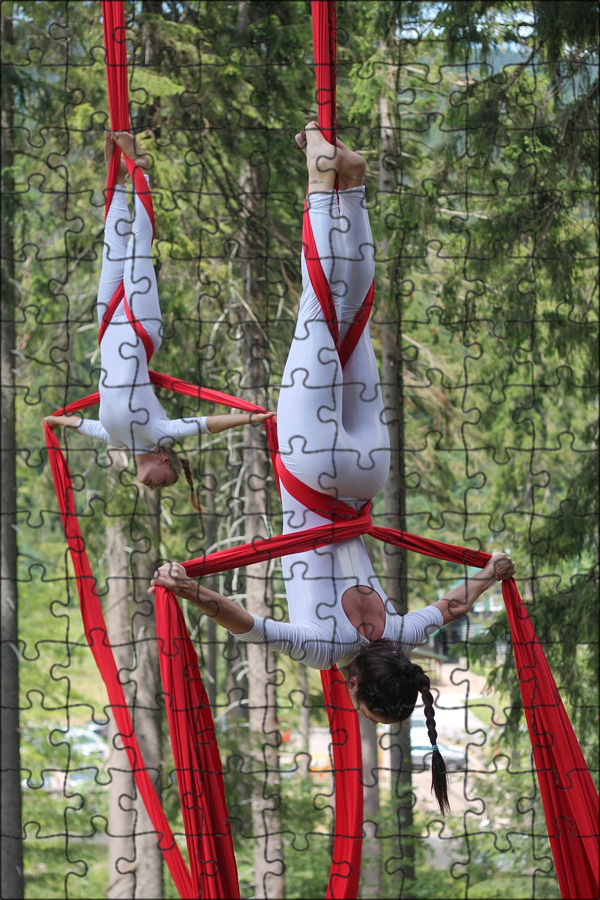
left=235, top=597, right=443, bottom=671
left=76, top=384, right=209, bottom=453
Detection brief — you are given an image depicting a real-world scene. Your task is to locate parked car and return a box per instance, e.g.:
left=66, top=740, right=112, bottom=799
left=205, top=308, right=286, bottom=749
left=410, top=726, right=467, bottom=772
left=21, top=721, right=108, bottom=794
left=58, top=724, right=108, bottom=757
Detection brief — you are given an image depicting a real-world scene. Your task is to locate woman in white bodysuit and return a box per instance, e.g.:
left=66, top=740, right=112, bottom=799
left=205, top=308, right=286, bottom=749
left=45, top=132, right=273, bottom=507
left=149, top=124, right=515, bottom=813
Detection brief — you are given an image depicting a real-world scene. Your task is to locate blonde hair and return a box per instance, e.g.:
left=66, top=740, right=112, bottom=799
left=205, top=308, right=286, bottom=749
left=161, top=447, right=202, bottom=513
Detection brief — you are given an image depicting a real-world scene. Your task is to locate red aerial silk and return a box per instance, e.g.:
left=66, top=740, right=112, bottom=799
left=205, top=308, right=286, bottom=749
left=46, top=416, right=195, bottom=898
left=99, top=0, right=156, bottom=359
left=100, top=1, right=154, bottom=230
left=44, top=2, right=598, bottom=899
left=155, top=595, right=239, bottom=899
left=48, top=366, right=600, bottom=900
left=503, top=581, right=600, bottom=899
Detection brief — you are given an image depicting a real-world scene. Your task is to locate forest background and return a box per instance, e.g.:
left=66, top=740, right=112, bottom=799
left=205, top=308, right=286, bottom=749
left=1, top=1, right=598, bottom=899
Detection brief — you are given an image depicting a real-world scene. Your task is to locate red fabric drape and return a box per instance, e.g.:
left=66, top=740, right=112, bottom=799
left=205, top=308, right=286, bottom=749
left=311, top=0, right=336, bottom=144
left=46, top=373, right=266, bottom=900
left=45, top=2, right=598, bottom=899
left=101, top=1, right=154, bottom=231
left=99, top=0, right=155, bottom=358
left=155, top=594, right=239, bottom=900
left=305, top=6, right=599, bottom=900
left=320, top=670, right=364, bottom=900
left=45, top=422, right=197, bottom=899
left=503, top=581, right=599, bottom=899
left=56, top=5, right=241, bottom=898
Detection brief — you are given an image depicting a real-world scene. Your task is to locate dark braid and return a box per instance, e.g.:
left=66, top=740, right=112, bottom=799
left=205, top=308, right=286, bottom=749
left=415, top=670, right=450, bottom=816
left=350, top=639, right=451, bottom=816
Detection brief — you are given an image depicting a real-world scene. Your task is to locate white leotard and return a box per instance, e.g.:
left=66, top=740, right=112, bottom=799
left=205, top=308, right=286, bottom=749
left=75, top=181, right=209, bottom=453
left=236, top=189, right=443, bottom=668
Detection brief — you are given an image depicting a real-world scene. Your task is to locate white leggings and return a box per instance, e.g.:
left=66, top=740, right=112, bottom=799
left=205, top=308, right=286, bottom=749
left=97, top=180, right=162, bottom=362
left=277, top=188, right=390, bottom=504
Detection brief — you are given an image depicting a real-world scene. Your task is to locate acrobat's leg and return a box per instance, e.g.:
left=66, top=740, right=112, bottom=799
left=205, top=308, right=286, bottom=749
left=326, top=146, right=388, bottom=493
left=295, top=124, right=372, bottom=331
left=277, top=129, right=389, bottom=499
left=336, top=186, right=389, bottom=495
left=104, top=131, right=163, bottom=355
left=277, top=188, right=343, bottom=493
left=96, top=184, right=130, bottom=329
left=299, top=126, right=375, bottom=336
left=120, top=176, right=162, bottom=354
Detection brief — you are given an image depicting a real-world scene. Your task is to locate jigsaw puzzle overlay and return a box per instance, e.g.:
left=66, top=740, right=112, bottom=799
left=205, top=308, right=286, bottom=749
left=2, top=2, right=598, bottom=899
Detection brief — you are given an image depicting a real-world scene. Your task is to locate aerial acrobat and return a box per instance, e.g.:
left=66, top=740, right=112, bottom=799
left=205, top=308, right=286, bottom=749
left=45, top=131, right=274, bottom=509
left=150, top=122, right=515, bottom=814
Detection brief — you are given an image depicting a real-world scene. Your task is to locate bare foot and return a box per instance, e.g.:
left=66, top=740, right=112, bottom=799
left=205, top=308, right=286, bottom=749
left=295, top=130, right=307, bottom=153
left=334, top=136, right=366, bottom=190
left=110, top=131, right=150, bottom=171
left=304, top=121, right=339, bottom=192
left=104, top=132, right=128, bottom=184
left=297, top=124, right=366, bottom=190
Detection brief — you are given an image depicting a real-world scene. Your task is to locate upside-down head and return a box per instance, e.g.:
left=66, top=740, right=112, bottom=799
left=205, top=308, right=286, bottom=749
left=137, top=447, right=200, bottom=512
left=345, top=639, right=450, bottom=815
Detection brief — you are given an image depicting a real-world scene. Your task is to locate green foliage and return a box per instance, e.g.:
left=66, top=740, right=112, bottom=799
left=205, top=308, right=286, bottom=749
left=24, top=842, right=110, bottom=900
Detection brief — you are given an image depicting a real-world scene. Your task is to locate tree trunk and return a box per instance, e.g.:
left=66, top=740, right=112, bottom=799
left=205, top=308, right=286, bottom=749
left=202, top=463, right=220, bottom=711
left=1, top=10, right=24, bottom=898
left=298, top=665, right=310, bottom=775
left=379, top=90, right=415, bottom=884
left=359, top=719, right=381, bottom=899
left=105, top=498, right=135, bottom=900
left=243, top=358, right=284, bottom=898
left=130, top=489, right=163, bottom=899
left=122, top=11, right=166, bottom=893
left=239, top=153, right=284, bottom=899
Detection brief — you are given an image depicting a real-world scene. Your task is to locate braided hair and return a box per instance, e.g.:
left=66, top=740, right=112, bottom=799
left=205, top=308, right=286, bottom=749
left=349, top=639, right=450, bottom=815
left=161, top=447, right=201, bottom=513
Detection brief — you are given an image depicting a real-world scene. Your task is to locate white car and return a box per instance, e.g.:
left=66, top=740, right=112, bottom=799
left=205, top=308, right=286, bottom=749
left=410, top=726, right=467, bottom=772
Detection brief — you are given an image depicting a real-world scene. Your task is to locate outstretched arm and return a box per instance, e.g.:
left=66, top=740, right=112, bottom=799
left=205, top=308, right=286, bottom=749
left=433, top=551, right=515, bottom=625
left=44, top=414, right=112, bottom=445
left=205, top=411, right=275, bottom=434
left=148, top=562, right=254, bottom=634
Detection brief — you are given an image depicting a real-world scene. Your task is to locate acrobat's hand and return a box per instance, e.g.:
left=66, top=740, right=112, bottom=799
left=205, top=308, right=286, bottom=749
left=487, top=552, right=516, bottom=581
left=149, top=565, right=254, bottom=633
left=249, top=411, right=276, bottom=426
left=148, top=562, right=190, bottom=596
left=43, top=414, right=81, bottom=431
